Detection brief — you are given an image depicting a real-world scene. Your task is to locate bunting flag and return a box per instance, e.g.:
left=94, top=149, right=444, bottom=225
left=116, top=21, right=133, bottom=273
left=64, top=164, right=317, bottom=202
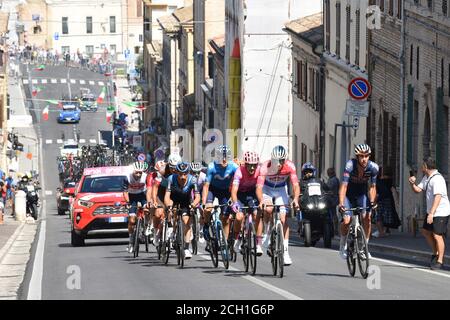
left=107, top=105, right=115, bottom=112
left=97, top=87, right=106, bottom=104
left=34, top=64, right=45, bottom=71
left=46, top=100, right=60, bottom=105
left=31, top=86, right=43, bottom=97
left=122, top=101, right=139, bottom=108
left=106, top=112, right=113, bottom=123
left=42, top=106, right=49, bottom=121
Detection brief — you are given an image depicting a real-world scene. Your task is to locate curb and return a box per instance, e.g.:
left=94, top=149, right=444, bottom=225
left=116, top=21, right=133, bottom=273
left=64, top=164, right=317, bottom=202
left=0, top=222, right=25, bottom=264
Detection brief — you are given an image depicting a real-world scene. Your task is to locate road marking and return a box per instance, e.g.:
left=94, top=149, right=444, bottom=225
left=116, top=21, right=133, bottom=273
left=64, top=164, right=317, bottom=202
left=45, top=190, right=53, bottom=196
left=371, top=257, right=450, bottom=280
left=70, top=79, right=76, bottom=84
left=23, top=79, right=29, bottom=84
left=56, top=139, right=63, bottom=144
left=51, top=79, right=57, bottom=84
left=89, top=81, right=95, bottom=85
left=79, top=139, right=86, bottom=143
left=80, top=80, right=85, bottom=85
left=60, top=79, right=67, bottom=84
left=41, top=79, right=47, bottom=84
left=89, top=139, right=96, bottom=144
left=45, top=139, right=52, bottom=144
left=197, top=251, right=303, bottom=300
left=32, top=79, right=38, bottom=84
left=98, top=81, right=104, bottom=86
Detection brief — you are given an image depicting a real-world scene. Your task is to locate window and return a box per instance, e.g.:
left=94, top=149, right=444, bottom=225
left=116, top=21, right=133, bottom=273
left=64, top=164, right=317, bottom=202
left=110, top=44, right=116, bottom=55
left=325, top=0, right=330, bottom=51
left=139, top=34, right=143, bottom=42
left=62, top=46, right=70, bottom=54
left=380, top=0, right=385, bottom=12
left=346, top=5, right=351, bottom=62
left=389, top=0, right=394, bottom=15
left=301, top=143, right=307, bottom=166
left=428, top=0, right=433, bottom=10
left=303, top=62, right=308, bottom=101
left=85, top=45, right=94, bottom=57
left=309, top=68, right=315, bottom=105
left=297, top=60, right=302, bottom=96
left=416, top=46, right=420, bottom=80
left=442, top=58, right=445, bottom=89
left=449, top=63, right=450, bottom=96
left=110, top=16, right=116, bottom=33
left=398, top=0, right=403, bottom=19
left=356, top=10, right=360, bottom=66
left=443, top=0, right=448, bottom=16
left=413, top=100, right=419, bottom=165
left=336, top=2, right=341, bottom=58
left=410, top=44, right=413, bottom=75
left=144, top=18, right=150, bottom=31
left=62, top=17, right=68, bottom=34
left=33, top=25, right=41, bottom=34
left=134, top=46, right=140, bottom=54
left=86, top=16, right=92, bottom=34
left=137, top=0, right=142, bottom=17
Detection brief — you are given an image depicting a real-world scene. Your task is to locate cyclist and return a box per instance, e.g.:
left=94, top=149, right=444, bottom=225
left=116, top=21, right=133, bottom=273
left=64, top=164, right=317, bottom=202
left=202, top=145, right=239, bottom=244
left=190, top=161, right=207, bottom=243
left=164, top=162, right=200, bottom=259
left=256, top=145, right=300, bottom=266
left=338, top=143, right=379, bottom=259
left=123, top=161, right=152, bottom=253
left=231, top=151, right=263, bottom=255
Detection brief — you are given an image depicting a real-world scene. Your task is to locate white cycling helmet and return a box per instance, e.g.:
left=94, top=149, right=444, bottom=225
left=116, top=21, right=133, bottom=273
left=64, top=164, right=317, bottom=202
left=271, top=145, right=287, bottom=160
left=132, top=161, right=148, bottom=173
left=190, top=162, right=202, bottom=173
left=354, top=143, right=371, bottom=156
left=168, top=153, right=182, bottom=168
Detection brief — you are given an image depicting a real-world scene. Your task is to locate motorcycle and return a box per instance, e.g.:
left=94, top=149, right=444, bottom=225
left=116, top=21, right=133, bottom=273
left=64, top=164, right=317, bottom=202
left=297, top=180, right=334, bottom=248
left=18, top=181, right=40, bottom=220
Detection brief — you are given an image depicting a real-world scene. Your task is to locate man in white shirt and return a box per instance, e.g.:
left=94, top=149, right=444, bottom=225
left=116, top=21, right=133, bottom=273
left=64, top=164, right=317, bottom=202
left=409, top=157, right=450, bottom=270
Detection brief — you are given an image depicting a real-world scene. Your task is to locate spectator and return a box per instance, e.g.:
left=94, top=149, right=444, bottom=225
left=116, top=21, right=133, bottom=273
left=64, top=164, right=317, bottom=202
left=5, top=171, right=16, bottom=209
left=373, top=166, right=400, bottom=237
left=0, top=177, right=7, bottom=206
left=326, top=167, right=340, bottom=235
left=409, top=157, right=450, bottom=270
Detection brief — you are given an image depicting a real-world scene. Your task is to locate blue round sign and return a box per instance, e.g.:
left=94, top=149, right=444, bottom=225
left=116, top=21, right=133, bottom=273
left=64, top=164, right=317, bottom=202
left=137, top=153, right=146, bottom=161
left=348, top=77, right=371, bottom=100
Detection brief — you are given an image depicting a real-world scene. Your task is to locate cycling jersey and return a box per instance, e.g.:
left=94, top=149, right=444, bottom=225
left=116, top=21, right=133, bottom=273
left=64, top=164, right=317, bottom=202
left=123, top=172, right=149, bottom=194
left=342, top=159, right=379, bottom=197
left=205, top=161, right=238, bottom=190
left=146, top=172, right=156, bottom=188
left=257, top=160, right=299, bottom=188
left=232, top=165, right=260, bottom=193
left=167, top=174, right=199, bottom=207
left=195, top=171, right=207, bottom=191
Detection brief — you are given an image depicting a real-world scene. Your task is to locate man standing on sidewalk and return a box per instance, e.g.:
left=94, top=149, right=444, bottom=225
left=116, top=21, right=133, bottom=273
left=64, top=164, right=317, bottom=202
left=409, top=157, right=450, bottom=270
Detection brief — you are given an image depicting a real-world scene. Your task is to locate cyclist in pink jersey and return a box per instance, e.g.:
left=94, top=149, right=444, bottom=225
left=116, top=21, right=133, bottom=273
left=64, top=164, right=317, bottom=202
left=230, top=151, right=263, bottom=255
left=256, top=145, right=300, bottom=266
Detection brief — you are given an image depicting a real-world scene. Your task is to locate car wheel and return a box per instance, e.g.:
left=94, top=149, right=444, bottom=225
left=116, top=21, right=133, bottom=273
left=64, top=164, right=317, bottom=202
left=71, top=229, right=85, bottom=246
left=58, top=207, right=66, bottom=215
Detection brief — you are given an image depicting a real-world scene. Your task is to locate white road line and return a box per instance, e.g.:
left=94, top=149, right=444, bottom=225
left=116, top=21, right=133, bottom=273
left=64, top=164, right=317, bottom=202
left=56, top=139, right=63, bottom=144
left=32, top=79, right=38, bottom=84
left=51, top=79, right=57, bottom=84
left=23, top=79, right=29, bottom=84
left=197, top=251, right=303, bottom=300
left=45, top=139, right=52, bottom=144
left=89, top=81, right=95, bottom=85
left=44, top=190, right=53, bottom=196
left=98, top=81, right=104, bottom=86
left=80, top=80, right=85, bottom=85
left=79, top=139, right=86, bottom=143
left=371, top=257, right=450, bottom=279
left=41, top=79, right=47, bottom=84
left=60, top=79, right=67, bottom=84
left=89, top=139, right=96, bottom=144
left=70, top=79, right=76, bottom=84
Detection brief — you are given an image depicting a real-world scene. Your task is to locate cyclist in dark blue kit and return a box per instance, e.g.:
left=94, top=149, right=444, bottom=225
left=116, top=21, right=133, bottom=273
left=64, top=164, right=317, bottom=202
left=338, top=144, right=379, bottom=259
left=164, top=162, right=200, bottom=259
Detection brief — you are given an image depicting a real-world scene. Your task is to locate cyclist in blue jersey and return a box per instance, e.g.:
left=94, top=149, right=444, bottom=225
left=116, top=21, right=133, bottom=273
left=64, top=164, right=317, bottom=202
left=165, top=162, right=200, bottom=259
left=338, top=144, right=379, bottom=259
left=202, top=145, right=238, bottom=242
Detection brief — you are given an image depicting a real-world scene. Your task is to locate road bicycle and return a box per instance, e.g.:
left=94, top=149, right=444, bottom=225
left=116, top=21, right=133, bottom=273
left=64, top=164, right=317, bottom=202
left=157, top=206, right=173, bottom=265
left=191, top=207, right=201, bottom=255
left=132, top=202, right=150, bottom=258
left=205, top=202, right=230, bottom=269
left=344, top=206, right=371, bottom=279
left=239, top=199, right=259, bottom=275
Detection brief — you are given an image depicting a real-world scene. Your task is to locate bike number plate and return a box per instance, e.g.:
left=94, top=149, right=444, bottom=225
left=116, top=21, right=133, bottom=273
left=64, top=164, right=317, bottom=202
left=109, top=216, right=126, bottom=223
left=308, top=183, right=321, bottom=196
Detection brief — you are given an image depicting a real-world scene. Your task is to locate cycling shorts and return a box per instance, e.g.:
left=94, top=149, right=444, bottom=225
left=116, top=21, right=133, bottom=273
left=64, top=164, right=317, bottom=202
left=342, top=194, right=370, bottom=218
left=262, top=185, right=289, bottom=214
left=157, top=185, right=166, bottom=204
left=128, top=192, right=147, bottom=216
left=206, top=185, right=232, bottom=216
left=236, top=191, right=259, bottom=209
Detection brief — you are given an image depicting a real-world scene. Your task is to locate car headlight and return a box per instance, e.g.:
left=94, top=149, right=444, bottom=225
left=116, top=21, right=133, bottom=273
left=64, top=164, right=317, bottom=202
left=318, top=202, right=326, bottom=210
left=78, top=200, right=94, bottom=208
left=307, top=203, right=314, bottom=210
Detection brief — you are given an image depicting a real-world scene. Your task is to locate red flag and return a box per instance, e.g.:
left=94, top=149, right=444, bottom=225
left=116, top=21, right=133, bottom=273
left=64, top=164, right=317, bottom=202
left=42, top=106, right=49, bottom=121
left=97, top=87, right=106, bottom=104
left=106, top=112, right=112, bottom=123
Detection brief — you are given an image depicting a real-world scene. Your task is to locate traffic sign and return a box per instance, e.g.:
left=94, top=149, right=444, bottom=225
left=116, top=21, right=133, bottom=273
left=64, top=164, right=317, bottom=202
left=348, top=77, right=371, bottom=100
left=54, top=32, right=59, bottom=41
left=137, top=153, right=146, bottom=161
left=353, top=116, right=360, bottom=130
left=345, top=100, right=369, bottom=117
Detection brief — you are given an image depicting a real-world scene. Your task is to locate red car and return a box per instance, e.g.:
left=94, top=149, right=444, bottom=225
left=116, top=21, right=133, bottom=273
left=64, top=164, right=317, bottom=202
left=71, top=166, right=131, bottom=246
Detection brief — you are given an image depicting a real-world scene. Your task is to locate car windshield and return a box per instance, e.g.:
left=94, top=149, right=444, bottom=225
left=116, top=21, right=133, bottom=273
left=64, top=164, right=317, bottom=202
left=80, top=176, right=125, bottom=193
left=82, top=97, right=95, bottom=102
left=64, top=182, right=76, bottom=188
left=64, top=145, right=78, bottom=149
left=62, top=104, right=76, bottom=111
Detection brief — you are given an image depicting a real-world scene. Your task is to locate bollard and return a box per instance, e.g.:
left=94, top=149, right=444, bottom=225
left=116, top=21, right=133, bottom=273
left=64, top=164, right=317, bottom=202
left=14, top=190, right=27, bottom=222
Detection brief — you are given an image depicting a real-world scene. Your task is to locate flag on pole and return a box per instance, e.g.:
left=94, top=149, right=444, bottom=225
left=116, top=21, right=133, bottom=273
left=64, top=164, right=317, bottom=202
left=42, top=105, right=49, bottom=121
left=97, top=87, right=106, bottom=104
left=46, top=100, right=59, bottom=105
left=107, top=105, right=115, bottom=112
left=34, top=64, right=45, bottom=71
left=32, top=86, right=42, bottom=97
left=106, top=112, right=113, bottom=123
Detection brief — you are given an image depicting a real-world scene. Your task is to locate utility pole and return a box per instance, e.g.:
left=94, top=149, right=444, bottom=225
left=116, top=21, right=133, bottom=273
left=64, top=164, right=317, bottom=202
left=399, top=1, right=406, bottom=232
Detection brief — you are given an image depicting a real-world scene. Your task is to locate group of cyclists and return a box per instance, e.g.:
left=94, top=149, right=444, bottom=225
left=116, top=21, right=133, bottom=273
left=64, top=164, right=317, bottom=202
left=122, top=142, right=379, bottom=269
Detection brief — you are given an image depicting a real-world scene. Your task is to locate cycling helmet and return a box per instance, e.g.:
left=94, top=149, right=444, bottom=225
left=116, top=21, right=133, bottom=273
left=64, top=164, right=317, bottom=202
left=271, top=145, right=287, bottom=160
left=243, top=151, right=259, bottom=165
left=214, top=145, right=231, bottom=164
left=190, top=162, right=202, bottom=173
left=176, top=162, right=190, bottom=174
left=354, top=143, right=371, bottom=156
left=301, top=162, right=316, bottom=178
left=132, top=161, right=148, bottom=172
left=168, top=153, right=182, bottom=168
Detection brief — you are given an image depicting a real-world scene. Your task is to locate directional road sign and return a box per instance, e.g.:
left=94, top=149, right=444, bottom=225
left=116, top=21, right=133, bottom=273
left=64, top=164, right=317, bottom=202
left=348, top=77, right=371, bottom=100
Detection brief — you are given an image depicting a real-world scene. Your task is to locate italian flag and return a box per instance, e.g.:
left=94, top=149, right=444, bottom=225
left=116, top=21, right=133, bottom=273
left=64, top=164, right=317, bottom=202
left=32, top=86, right=42, bottom=97
left=34, top=64, right=45, bottom=71
left=42, top=106, right=49, bottom=121
left=106, top=112, right=113, bottom=123
left=97, top=87, right=106, bottom=104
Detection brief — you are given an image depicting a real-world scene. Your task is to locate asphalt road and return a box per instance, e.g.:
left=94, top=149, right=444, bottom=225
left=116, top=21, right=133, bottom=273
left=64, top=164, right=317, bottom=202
left=18, top=64, right=450, bottom=300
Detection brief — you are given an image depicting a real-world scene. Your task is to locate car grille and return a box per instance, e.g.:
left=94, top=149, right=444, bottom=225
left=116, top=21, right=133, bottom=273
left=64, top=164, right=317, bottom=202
left=93, top=205, right=128, bottom=215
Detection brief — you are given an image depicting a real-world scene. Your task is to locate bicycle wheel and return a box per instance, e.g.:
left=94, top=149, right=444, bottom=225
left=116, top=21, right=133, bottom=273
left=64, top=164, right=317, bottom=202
left=177, top=218, right=185, bottom=268
left=228, top=219, right=237, bottom=263
left=209, top=233, right=219, bottom=268
left=346, top=232, right=356, bottom=277
left=356, top=225, right=369, bottom=279
left=144, top=222, right=149, bottom=253
left=270, top=229, right=277, bottom=276
left=249, top=222, right=257, bottom=275
left=133, top=218, right=141, bottom=258
left=191, top=211, right=198, bottom=255
left=241, top=227, right=249, bottom=272
left=163, top=238, right=170, bottom=265
left=276, top=223, right=284, bottom=278
left=217, top=223, right=230, bottom=270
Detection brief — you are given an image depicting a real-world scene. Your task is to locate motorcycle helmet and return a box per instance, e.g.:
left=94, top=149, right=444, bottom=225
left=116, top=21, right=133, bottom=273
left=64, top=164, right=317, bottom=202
left=301, top=162, right=316, bottom=179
